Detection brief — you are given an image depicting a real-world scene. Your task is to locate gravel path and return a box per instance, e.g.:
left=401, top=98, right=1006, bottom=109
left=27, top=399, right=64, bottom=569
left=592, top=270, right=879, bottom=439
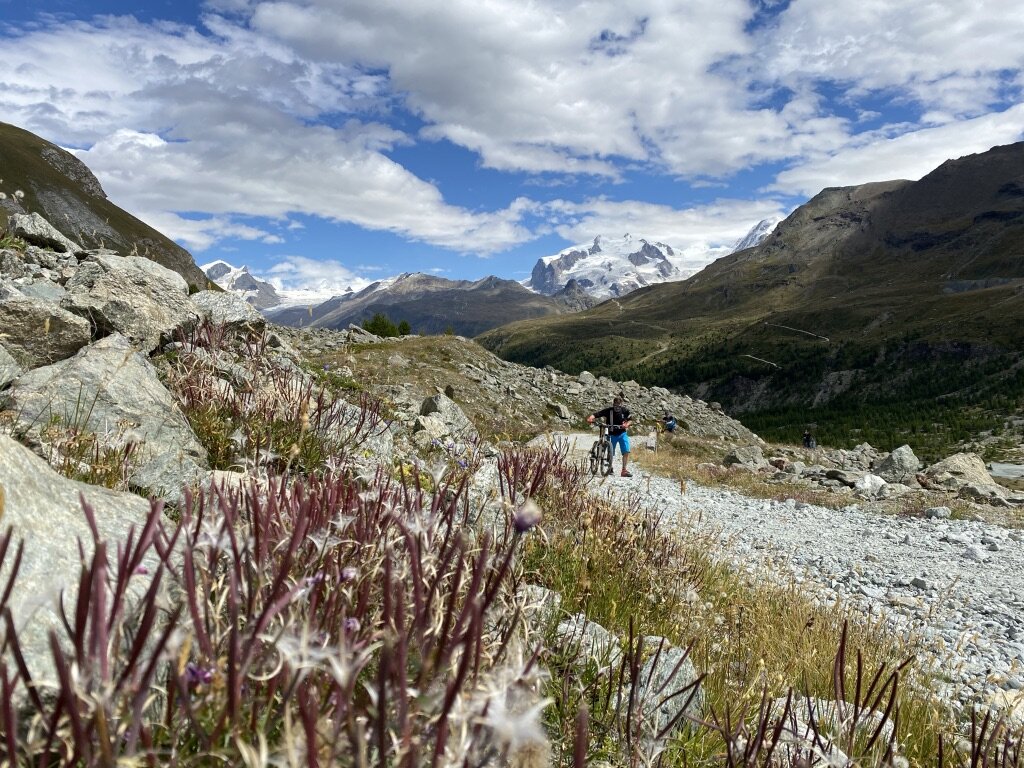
left=543, top=432, right=1024, bottom=712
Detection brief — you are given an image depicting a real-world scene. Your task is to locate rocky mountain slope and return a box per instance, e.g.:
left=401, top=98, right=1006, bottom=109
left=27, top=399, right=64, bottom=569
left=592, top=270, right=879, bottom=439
left=0, top=122, right=207, bottom=287
left=480, top=142, right=1024, bottom=458
left=266, top=271, right=591, bottom=336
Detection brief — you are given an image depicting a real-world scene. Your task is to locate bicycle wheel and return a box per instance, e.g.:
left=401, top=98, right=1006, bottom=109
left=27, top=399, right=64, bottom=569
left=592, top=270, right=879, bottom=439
left=599, top=441, right=614, bottom=476
left=589, top=441, right=600, bottom=475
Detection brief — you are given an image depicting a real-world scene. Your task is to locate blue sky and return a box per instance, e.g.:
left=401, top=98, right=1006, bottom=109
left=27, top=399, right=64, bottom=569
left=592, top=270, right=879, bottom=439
left=2, top=0, right=1023, bottom=294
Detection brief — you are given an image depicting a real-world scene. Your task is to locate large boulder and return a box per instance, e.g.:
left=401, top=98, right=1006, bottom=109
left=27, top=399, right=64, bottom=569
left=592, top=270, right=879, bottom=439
left=8, top=212, right=84, bottom=254
left=8, top=333, right=208, bottom=498
left=923, top=452, right=994, bottom=490
left=189, top=290, right=266, bottom=332
left=61, top=253, right=200, bottom=353
left=419, top=392, right=479, bottom=442
left=0, top=293, right=93, bottom=368
left=0, top=435, right=158, bottom=687
left=874, top=444, right=921, bottom=484
left=723, top=444, right=766, bottom=471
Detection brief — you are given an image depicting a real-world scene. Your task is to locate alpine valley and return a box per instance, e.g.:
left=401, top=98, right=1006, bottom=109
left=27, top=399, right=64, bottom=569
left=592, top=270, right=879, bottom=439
left=479, top=143, right=1024, bottom=460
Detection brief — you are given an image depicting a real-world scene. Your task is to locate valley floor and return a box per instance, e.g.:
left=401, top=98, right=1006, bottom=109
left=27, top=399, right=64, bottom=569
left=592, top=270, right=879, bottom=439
left=545, top=431, right=1024, bottom=718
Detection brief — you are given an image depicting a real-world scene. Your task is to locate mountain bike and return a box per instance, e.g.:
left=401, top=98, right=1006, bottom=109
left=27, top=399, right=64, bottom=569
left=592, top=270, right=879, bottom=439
left=589, top=419, right=614, bottom=476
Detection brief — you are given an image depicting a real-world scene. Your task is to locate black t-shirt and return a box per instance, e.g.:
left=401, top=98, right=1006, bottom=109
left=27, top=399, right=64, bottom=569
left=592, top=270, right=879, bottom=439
left=593, top=405, right=630, bottom=435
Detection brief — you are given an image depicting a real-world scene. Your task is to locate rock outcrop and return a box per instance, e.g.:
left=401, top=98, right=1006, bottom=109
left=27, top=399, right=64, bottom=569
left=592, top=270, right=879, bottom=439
left=8, top=333, right=208, bottom=497
left=62, top=253, right=200, bottom=352
left=0, top=435, right=157, bottom=686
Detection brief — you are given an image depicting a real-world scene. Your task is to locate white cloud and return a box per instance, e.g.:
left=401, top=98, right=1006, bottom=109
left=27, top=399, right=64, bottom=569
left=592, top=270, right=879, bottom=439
left=263, top=254, right=372, bottom=293
left=756, top=0, right=1024, bottom=117
left=0, top=15, right=536, bottom=253
left=1, top=0, right=1022, bottom=265
left=249, top=0, right=821, bottom=178
left=771, top=104, right=1024, bottom=196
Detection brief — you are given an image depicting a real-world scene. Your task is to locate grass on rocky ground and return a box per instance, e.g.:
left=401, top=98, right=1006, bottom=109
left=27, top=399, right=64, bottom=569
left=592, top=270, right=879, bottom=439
left=308, top=335, right=567, bottom=444
left=518, top=446, right=972, bottom=767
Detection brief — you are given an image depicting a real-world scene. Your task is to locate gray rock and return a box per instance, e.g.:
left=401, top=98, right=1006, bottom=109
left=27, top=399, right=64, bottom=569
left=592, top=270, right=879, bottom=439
left=911, top=576, right=930, bottom=590
left=555, top=614, right=622, bottom=668
left=854, top=473, right=886, bottom=497
left=825, top=468, right=861, bottom=486
left=770, top=696, right=894, bottom=761
left=925, top=506, right=952, bottom=519
left=520, top=584, right=563, bottom=627
left=632, top=639, right=703, bottom=737
left=0, top=249, right=29, bottom=279
left=875, top=444, right=921, bottom=484
left=9, top=333, right=208, bottom=498
left=189, top=290, right=266, bottom=332
left=723, top=444, right=766, bottom=470
left=0, top=343, right=21, bottom=388
left=419, top=393, right=479, bottom=442
left=548, top=401, right=571, bottom=420
left=0, top=294, right=93, bottom=368
left=9, top=212, right=84, bottom=254
left=17, top=279, right=67, bottom=304
left=62, top=254, right=199, bottom=353
left=924, top=452, right=995, bottom=490
left=412, top=413, right=449, bottom=440
left=964, top=545, right=991, bottom=563
left=578, top=371, right=596, bottom=386
left=0, top=434, right=158, bottom=687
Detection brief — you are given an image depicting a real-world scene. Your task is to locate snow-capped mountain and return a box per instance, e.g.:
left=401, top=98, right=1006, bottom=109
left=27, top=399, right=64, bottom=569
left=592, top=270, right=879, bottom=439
left=524, top=234, right=703, bottom=299
left=201, top=261, right=358, bottom=310
left=202, top=261, right=282, bottom=309
left=731, top=217, right=782, bottom=253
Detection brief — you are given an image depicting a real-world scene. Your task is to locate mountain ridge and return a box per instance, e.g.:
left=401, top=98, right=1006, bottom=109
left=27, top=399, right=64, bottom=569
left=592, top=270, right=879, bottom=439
left=0, top=122, right=207, bottom=287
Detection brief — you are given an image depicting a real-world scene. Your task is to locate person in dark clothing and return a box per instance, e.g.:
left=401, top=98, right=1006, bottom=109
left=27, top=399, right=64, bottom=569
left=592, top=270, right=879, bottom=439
left=587, top=396, right=633, bottom=477
left=662, top=412, right=677, bottom=433
left=802, top=430, right=816, bottom=449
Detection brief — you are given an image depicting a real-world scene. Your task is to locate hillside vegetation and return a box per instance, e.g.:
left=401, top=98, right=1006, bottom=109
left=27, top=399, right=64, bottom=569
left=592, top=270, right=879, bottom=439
left=480, top=144, right=1024, bottom=461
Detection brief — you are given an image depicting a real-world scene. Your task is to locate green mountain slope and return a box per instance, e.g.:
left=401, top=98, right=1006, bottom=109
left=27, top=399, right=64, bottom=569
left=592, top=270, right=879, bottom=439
left=0, top=122, right=207, bottom=287
left=479, top=143, right=1024, bottom=459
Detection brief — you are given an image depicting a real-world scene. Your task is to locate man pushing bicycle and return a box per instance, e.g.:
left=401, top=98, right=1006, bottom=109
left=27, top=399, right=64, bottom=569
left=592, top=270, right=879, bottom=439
left=587, top=396, right=633, bottom=477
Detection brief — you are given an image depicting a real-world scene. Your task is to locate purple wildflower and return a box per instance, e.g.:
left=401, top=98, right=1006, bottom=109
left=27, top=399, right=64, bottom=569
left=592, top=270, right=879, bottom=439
left=343, top=617, right=361, bottom=634
left=184, top=662, right=214, bottom=689
left=512, top=499, right=543, bottom=534
left=132, top=565, right=150, bottom=576
left=340, top=566, right=358, bottom=583
left=304, top=572, right=325, bottom=587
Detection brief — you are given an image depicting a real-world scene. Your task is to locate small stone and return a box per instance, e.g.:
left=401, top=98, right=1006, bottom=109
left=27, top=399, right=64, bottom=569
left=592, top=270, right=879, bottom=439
left=925, top=506, right=952, bottom=520
left=964, top=545, right=991, bottom=563
left=911, top=576, right=930, bottom=590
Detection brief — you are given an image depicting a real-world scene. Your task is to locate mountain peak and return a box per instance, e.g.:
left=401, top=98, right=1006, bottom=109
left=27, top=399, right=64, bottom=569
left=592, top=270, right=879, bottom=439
left=525, top=234, right=697, bottom=299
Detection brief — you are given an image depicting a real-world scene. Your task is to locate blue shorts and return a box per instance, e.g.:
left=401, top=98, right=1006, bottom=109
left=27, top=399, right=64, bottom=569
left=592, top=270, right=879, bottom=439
left=609, top=432, right=630, bottom=455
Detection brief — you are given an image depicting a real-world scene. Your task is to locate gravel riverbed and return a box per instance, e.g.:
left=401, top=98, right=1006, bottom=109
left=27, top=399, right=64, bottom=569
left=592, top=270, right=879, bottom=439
left=547, top=432, right=1024, bottom=714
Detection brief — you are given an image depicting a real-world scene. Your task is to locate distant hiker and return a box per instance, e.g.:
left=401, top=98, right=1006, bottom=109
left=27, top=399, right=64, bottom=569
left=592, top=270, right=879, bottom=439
left=802, top=430, right=816, bottom=449
left=662, top=412, right=677, bottom=433
left=588, top=396, right=633, bottom=477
